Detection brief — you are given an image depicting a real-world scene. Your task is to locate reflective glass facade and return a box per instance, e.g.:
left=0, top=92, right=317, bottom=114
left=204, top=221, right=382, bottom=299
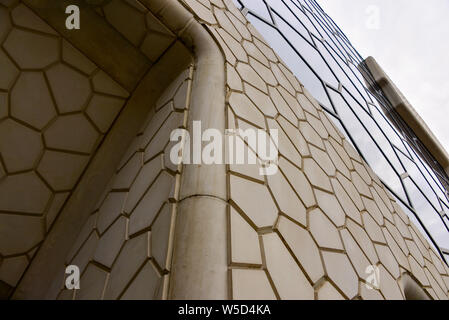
left=232, top=0, right=449, bottom=263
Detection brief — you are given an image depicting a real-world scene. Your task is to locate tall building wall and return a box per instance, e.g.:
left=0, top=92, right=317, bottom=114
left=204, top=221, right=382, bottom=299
left=0, top=0, right=448, bottom=299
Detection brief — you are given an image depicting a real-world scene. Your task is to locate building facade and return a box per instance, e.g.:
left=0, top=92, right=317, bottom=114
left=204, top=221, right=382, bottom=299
left=0, top=0, right=448, bottom=299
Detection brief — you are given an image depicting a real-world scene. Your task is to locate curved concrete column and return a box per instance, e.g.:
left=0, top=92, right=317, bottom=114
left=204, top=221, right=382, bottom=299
left=148, top=0, right=227, bottom=200
left=141, top=0, right=228, bottom=299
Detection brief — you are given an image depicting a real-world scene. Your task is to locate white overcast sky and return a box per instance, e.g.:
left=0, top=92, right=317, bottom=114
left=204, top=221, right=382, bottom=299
left=318, top=0, right=449, bottom=154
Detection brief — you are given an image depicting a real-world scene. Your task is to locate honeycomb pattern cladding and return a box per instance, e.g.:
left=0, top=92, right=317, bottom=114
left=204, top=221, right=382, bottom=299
left=177, top=0, right=449, bottom=300
left=0, top=1, right=129, bottom=291
left=56, top=66, right=193, bottom=300
left=95, top=0, right=176, bottom=63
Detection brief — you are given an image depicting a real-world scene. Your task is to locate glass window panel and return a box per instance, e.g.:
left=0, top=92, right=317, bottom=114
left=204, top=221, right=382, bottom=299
left=337, top=33, right=363, bottom=65
left=314, top=2, right=352, bottom=46
left=274, top=13, right=339, bottom=88
left=302, top=0, right=317, bottom=13
left=322, top=20, right=353, bottom=61
left=314, top=37, right=351, bottom=85
left=397, top=152, right=441, bottom=210
left=321, top=34, right=348, bottom=66
left=329, top=89, right=407, bottom=201
left=309, top=12, right=352, bottom=63
left=315, top=40, right=363, bottom=105
left=266, top=0, right=312, bottom=42
left=303, top=11, right=349, bottom=65
left=287, top=0, right=323, bottom=38
left=404, top=140, right=420, bottom=162
left=403, top=178, right=449, bottom=250
left=342, top=89, right=405, bottom=174
left=406, top=142, right=449, bottom=205
left=416, top=152, right=448, bottom=194
left=319, top=9, right=346, bottom=43
left=347, top=63, right=371, bottom=104
left=241, top=0, right=272, bottom=22
left=344, top=71, right=369, bottom=106
left=310, top=7, right=335, bottom=33
left=370, top=102, right=409, bottom=155
left=444, top=216, right=449, bottom=234
left=344, top=84, right=370, bottom=113
left=415, top=158, right=449, bottom=206
left=247, top=14, right=332, bottom=109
